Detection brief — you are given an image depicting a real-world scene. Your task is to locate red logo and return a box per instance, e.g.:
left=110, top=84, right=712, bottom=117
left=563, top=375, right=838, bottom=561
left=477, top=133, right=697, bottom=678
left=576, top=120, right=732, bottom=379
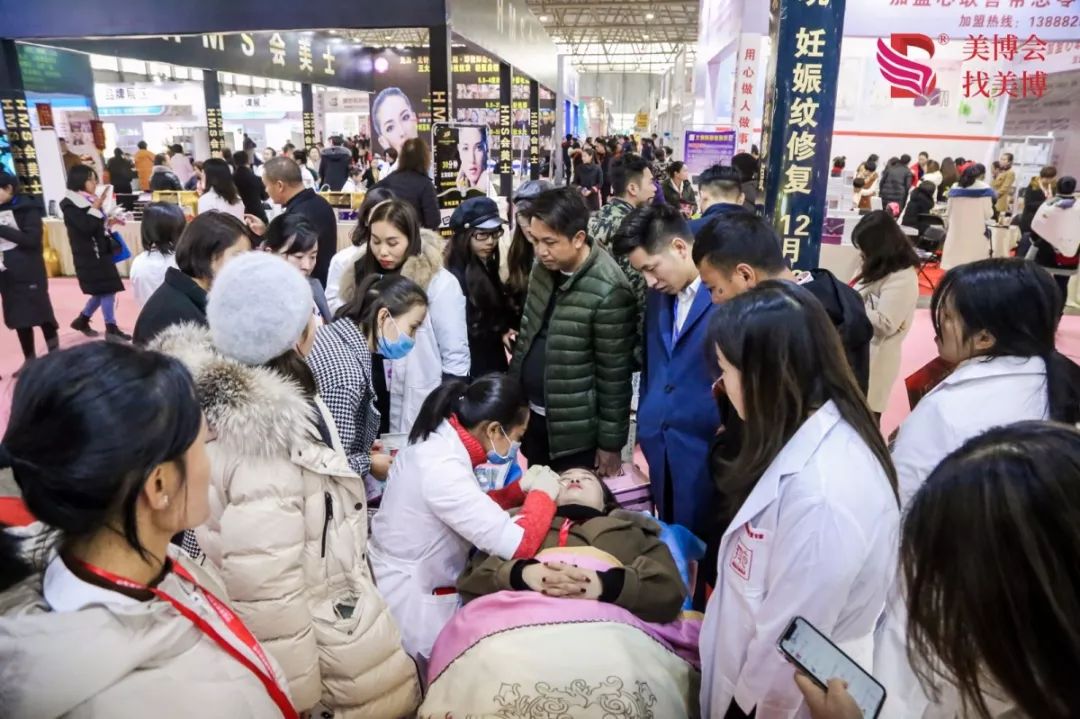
left=877, top=34, right=942, bottom=106
left=730, top=540, right=753, bottom=581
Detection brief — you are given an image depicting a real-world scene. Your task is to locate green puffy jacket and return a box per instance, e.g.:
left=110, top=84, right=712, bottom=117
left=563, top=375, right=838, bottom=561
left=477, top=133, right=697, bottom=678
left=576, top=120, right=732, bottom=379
left=509, top=245, right=637, bottom=458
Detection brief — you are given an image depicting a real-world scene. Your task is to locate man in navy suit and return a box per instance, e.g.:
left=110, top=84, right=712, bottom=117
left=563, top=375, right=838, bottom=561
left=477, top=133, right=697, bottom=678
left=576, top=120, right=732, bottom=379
left=612, top=204, right=721, bottom=541
left=688, top=164, right=749, bottom=236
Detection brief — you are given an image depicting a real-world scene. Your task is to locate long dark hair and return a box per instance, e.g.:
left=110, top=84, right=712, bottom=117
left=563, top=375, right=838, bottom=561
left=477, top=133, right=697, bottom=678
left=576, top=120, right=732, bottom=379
left=409, top=375, right=529, bottom=444
left=446, top=227, right=510, bottom=334
left=708, top=281, right=898, bottom=520
left=0, top=343, right=202, bottom=583
left=902, top=421, right=1080, bottom=719
left=940, top=157, right=958, bottom=187
left=140, top=202, right=187, bottom=255
left=355, top=198, right=422, bottom=281
left=957, top=163, right=985, bottom=188
left=852, top=210, right=919, bottom=284
left=931, top=259, right=1080, bottom=423
left=506, top=221, right=535, bottom=310
left=336, top=273, right=428, bottom=340
left=203, top=157, right=239, bottom=204
left=350, top=187, right=396, bottom=247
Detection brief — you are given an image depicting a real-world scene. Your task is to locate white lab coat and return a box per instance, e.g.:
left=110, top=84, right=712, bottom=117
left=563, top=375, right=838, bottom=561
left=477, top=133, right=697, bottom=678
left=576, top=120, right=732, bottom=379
left=873, top=355, right=1048, bottom=719
left=368, top=420, right=525, bottom=661
left=700, top=401, right=900, bottom=718
left=387, top=267, right=470, bottom=434
left=325, top=244, right=362, bottom=314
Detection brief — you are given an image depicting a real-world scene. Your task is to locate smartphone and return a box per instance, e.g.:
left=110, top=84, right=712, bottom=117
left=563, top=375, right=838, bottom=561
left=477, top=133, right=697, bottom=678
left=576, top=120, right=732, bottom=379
left=778, top=616, right=886, bottom=719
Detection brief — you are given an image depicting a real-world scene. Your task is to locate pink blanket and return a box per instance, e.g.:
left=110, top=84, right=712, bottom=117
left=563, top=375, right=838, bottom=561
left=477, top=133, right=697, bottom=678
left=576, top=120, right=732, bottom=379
left=428, top=590, right=702, bottom=684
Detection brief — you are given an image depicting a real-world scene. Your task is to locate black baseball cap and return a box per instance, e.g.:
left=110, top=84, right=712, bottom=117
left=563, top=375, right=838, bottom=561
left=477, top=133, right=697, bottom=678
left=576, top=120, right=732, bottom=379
left=449, top=196, right=503, bottom=231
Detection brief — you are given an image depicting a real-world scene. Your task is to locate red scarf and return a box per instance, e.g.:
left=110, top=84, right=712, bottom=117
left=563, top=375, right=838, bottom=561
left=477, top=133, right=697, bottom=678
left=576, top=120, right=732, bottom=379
left=448, top=414, right=487, bottom=468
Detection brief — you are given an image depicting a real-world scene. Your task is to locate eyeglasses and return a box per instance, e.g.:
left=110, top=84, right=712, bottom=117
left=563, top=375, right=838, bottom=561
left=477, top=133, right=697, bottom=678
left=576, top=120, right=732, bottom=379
left=473, top=229, right=504, bottom=242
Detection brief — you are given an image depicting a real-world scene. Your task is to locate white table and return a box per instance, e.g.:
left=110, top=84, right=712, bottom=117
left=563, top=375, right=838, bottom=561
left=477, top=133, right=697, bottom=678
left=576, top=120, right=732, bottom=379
left=43, top=218, right=359, bottom=277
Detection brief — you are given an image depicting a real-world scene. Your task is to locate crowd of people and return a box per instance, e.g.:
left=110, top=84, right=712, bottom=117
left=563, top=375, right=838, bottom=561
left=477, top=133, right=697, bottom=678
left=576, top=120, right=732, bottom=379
left=839, top=150, right=1078, bottom=296
left=1, top=133, right=1079, bottom=719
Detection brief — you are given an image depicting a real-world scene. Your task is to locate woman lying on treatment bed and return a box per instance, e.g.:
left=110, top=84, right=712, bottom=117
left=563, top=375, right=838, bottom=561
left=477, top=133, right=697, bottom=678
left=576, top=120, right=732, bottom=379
left=420, top=468, right=702, bottom=718
left=457, top=467, right=686, bottom=623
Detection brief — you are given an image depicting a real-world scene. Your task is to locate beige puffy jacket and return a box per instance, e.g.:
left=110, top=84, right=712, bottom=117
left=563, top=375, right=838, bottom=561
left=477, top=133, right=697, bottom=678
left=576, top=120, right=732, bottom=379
left=0, top=530, right=289, bottom=718
left=152, top=324, right=420, bottom=717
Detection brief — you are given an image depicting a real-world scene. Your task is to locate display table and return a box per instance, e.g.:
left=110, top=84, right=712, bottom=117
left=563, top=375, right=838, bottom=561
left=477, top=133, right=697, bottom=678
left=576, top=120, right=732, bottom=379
left=44, top=218, right=359, bottom=278
left=44, top=218, right=142, bottom=278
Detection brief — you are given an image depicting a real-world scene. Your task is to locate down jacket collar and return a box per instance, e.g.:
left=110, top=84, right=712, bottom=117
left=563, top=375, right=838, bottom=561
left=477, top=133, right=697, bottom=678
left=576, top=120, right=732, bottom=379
left=337, top=229, right=445, bottom=305
left=0, top=526, right=285, bottom=719
left=149, top=323, right=318, bottom=459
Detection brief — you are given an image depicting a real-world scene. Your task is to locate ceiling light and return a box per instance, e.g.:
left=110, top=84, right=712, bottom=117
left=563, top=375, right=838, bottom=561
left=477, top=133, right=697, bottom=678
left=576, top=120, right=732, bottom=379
left=643, top=34, right=650, bottom=39
left=645, top=12, right=654, bottom=19
left=539, top=14, right=549, bottom=21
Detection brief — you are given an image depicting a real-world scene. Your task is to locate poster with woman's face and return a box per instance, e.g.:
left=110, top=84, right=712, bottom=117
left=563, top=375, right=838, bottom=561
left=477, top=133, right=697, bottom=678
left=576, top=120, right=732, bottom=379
left=372, top=87, right=419, bottom=154
left=456, top=125, right=489, bottom=192
left=369, top=49, right=430, bottom=156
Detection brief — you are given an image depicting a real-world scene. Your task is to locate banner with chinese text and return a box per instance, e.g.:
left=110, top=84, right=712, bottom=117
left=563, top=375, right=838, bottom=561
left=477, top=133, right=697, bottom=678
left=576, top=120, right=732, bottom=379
left=762, top=0, right=847, bottom=271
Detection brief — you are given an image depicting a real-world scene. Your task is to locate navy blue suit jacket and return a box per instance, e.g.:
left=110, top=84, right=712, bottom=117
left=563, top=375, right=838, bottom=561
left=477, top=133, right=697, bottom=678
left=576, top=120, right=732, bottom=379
left=688, top=202, right=748, bottom=237
left=638, top=284, right=720, bottom=539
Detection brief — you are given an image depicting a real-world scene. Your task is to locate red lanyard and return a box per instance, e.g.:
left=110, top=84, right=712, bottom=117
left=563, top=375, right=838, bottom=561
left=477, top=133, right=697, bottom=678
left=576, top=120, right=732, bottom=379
left=78, top=559, right=298, bottom=719
left=558, top=518, right=573, bottom=547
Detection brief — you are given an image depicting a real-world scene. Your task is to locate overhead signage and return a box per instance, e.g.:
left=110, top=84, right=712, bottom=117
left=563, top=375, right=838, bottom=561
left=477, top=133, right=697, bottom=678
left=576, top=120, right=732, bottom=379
left=845, top=0, right=1080, bottom=42
left=16, top=44, right=95, bottom=98
left=48, top=33, right=375, bottom=92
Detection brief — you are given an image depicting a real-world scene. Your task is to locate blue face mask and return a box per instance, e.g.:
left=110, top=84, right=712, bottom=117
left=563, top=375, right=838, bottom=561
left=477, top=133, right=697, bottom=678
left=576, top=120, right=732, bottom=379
left=487, top=425, right=520, bottom=465
left=377, top=315, right=416, bottom=360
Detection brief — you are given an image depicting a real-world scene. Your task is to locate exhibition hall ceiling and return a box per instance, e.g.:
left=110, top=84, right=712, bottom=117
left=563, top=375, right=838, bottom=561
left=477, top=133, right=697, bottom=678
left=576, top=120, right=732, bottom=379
left=527, top=0, right=698, bottom=72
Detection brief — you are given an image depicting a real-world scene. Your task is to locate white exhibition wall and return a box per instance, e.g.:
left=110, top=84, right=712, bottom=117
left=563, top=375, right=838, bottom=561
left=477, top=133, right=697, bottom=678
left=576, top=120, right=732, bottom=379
left=692, top=0, right=1080, bottom=167
left=828, top=37, right=1010, bottom=167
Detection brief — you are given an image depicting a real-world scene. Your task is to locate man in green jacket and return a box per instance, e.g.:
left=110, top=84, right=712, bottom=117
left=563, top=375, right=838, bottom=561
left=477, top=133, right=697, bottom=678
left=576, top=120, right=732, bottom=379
left=587, top=153, right=656, bottom=366
left=510, top=187, right=637, bottom=477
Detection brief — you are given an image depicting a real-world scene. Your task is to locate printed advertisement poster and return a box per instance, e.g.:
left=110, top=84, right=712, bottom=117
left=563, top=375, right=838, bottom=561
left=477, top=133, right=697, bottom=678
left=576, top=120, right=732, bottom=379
left=452, top=41, right=502, bottom=134
left=683, top=130, right=736, bottom=176
left=539, top=86, right=556, bottom=166
left=370, top=49, right=431, bottom=158
left=432, top=123, right=488, bottom=235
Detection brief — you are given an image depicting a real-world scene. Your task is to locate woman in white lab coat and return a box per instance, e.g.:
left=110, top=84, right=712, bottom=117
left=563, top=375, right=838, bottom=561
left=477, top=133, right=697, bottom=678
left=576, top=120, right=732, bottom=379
left=800, top=421, right=1080, bottom=719
left=369, top=374, right=562, bottom=663
left=874, top=258, right=1080, bottom=718
left=337, top=198, right=471, bottom=434
left=700, top=280, right=900, bottom=719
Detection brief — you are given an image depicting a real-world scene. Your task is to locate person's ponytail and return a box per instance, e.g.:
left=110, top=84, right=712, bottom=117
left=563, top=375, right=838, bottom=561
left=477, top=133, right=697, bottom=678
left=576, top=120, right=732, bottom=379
left=409, top=378, right=470, bottom=444
left=408, top=374, right=529, bottom=445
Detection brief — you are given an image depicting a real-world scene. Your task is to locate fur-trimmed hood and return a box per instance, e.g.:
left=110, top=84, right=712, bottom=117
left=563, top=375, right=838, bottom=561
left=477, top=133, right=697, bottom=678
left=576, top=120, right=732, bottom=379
left=149, top=323, right=318, bottom=459
left=337, top=228, right=446, bottom=306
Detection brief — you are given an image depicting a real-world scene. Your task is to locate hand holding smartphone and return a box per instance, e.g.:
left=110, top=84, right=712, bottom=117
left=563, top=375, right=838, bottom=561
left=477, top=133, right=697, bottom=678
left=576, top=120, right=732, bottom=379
left=778, top=616, right=886, bottom=719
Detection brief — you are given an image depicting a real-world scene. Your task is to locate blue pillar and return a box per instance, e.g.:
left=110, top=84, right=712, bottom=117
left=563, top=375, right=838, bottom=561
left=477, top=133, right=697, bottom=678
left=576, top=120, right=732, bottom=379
left=761, top=0, right=847, bottom=270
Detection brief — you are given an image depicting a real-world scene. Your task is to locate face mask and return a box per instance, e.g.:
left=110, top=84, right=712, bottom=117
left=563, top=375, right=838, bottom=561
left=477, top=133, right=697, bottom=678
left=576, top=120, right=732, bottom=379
left=377, top=315, right=415, bottom=360
left=487, top=425, right=519, bottom=465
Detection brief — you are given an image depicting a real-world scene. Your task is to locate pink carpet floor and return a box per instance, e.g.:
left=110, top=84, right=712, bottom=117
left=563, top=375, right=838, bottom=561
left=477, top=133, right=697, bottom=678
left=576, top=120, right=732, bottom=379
left=1, top=278, right=1080, bottom=439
